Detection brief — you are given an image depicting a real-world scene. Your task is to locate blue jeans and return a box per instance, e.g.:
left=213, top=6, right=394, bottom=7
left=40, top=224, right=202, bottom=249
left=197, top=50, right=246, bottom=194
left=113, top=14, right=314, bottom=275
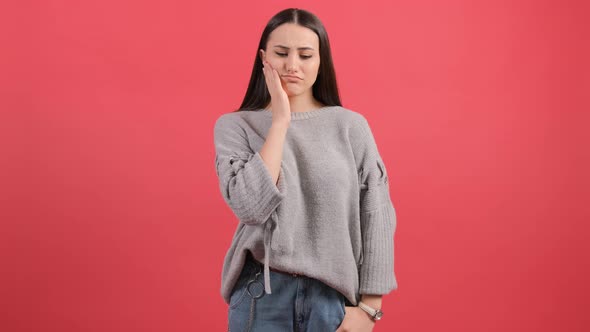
left=228, top=253, right=346, bottom=332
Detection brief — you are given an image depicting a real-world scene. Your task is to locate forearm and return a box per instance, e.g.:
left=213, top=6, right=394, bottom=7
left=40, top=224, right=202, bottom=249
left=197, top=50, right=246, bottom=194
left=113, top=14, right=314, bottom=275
left=259, top=120, right=289, bottom=185
left=360, top=294, right=383, bottom=309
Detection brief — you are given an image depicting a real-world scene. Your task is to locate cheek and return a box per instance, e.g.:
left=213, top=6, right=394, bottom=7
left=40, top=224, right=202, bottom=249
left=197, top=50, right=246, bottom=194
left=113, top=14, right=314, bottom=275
left=306, top=59, right=320, bottom=72
left=304, top=62, right=320, bottom=80
left=267, top=58, right=282, bottom=69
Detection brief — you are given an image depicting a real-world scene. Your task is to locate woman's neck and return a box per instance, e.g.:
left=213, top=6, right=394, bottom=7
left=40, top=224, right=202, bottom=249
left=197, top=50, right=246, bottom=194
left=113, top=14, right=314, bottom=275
left=265, top=96, right=326, bottom=113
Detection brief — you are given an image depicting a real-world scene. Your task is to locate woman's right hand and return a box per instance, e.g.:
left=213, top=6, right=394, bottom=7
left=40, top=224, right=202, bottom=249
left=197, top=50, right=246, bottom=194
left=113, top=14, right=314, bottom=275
left=261, top=56, right=291, bottom=125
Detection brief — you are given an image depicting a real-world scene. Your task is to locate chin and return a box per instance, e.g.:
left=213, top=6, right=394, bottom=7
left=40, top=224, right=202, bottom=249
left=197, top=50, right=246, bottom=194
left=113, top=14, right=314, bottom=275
left=287, top=92, right=306, bottom=99
left=285, top=89, right=301, bottom=97
left=286, top=86, right=307, bottom=96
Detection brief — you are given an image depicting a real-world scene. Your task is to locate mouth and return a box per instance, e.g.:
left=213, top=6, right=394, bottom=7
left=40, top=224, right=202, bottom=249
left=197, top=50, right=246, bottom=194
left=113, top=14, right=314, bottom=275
left=282, top=75, right=302, bottom=83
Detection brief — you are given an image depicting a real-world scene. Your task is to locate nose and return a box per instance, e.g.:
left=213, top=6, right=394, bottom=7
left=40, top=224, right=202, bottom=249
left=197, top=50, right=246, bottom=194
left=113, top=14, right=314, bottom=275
left=285, top=53, right=299, bottom=73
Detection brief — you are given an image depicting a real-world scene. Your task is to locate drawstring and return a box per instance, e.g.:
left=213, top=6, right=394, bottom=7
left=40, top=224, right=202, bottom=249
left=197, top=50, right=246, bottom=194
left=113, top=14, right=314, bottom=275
left=262, top=209, right=278, bottom=294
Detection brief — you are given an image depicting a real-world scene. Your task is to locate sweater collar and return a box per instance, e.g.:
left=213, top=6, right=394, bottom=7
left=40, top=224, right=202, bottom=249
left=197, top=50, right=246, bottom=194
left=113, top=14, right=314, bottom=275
left=259, top=106, right=338, bottom=120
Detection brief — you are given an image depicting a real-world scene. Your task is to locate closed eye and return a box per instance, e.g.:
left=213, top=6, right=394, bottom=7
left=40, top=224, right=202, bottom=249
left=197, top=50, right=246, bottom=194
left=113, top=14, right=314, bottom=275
left=275, top=52, right=312, bottom=59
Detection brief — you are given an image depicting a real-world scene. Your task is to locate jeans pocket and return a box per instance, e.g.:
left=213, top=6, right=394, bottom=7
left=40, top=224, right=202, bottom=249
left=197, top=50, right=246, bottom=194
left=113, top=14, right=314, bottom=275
left=229, top=266, right=255, bottom=310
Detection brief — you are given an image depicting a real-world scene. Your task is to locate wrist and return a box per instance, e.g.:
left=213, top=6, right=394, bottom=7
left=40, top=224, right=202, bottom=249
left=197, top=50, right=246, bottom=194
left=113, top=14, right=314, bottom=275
left=271, top=119, right=290, bottom=130
left=358, top=301, right=384, bottom=322
left=358, top=295, right=384, bottom=322
left=360, top=294, right=382, bottom=309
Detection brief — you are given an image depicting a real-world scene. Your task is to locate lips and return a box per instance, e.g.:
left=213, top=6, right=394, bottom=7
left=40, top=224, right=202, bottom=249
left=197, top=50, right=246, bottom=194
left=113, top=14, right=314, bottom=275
left=282, top=75, right=301, bottom=80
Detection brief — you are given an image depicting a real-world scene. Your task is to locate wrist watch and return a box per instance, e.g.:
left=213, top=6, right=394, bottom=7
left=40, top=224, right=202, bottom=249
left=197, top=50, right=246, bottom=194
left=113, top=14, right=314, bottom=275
left=358, top=301, right=384, bottom=321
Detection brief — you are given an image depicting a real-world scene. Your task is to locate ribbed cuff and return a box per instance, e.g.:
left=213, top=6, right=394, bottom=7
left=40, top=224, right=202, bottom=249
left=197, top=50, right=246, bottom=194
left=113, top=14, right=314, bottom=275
left=359, top=202, right=398, bottom=294
left=232, top=151, right=286, bottom=225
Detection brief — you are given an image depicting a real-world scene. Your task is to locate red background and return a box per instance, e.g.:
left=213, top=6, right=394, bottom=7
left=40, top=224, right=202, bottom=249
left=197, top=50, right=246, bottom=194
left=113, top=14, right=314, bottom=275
left=1, top=0, right=588, bottom=331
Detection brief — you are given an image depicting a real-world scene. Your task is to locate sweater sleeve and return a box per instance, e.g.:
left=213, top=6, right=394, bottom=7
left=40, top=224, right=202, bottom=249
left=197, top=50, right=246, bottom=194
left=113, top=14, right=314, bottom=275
left=213, top=114, right=287, bottom=225
left=353, top=115, right=398, bottom=295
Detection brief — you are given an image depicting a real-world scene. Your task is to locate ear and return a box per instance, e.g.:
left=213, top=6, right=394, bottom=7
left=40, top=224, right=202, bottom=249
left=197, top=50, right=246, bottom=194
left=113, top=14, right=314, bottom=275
left=259, top=49, right=265, bottom=62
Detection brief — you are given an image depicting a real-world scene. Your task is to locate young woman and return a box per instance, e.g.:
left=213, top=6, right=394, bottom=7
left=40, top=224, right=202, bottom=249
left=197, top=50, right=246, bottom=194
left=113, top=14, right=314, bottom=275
left=214, top=8, right=398, bottom=332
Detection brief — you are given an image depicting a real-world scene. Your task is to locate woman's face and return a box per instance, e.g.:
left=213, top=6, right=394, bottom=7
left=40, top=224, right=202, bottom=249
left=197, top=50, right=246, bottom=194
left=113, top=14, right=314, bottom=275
left=260, top=23, right=321, bottom=97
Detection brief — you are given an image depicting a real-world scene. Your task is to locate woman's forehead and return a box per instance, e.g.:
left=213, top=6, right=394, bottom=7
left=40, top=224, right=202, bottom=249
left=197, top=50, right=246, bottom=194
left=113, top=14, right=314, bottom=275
left=267, top=24, right=319, bottom=49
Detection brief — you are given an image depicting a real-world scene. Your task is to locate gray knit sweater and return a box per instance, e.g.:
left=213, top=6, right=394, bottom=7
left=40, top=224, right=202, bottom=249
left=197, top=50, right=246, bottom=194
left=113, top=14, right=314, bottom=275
left=213, top=106, right=397, bottom=306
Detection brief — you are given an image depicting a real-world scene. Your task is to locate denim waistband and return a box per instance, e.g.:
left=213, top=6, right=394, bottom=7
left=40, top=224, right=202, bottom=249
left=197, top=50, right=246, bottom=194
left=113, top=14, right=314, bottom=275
left=243, top=251, right=354, bottom=306
left=245, top=251, right=305, bottom=278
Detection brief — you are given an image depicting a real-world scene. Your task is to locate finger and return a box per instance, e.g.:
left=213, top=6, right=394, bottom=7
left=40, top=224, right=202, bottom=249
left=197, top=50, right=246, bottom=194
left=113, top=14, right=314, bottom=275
left=267, top=67, right=280, bottom=92
left=264, top=61, right=276, bottom=82
left=269, top=63, right=279, bottom=87
left=270, top=69, right=281, bottom=88
left=271, top=67, right=283, bottom=91
left=262, top=61, right=271, bottom=87
left=263, top=60, right=273, bottom=85
left=272, top=67, right=281, bottom=83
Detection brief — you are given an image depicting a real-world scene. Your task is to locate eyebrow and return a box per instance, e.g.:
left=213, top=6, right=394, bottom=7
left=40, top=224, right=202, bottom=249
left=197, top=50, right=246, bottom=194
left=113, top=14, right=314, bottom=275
left=273, top=45, right=315, bottom=51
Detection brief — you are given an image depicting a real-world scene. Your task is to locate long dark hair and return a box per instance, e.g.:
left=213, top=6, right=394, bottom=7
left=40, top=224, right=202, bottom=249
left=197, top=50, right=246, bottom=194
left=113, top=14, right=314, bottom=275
left=236, top=8, right=342, bottom=112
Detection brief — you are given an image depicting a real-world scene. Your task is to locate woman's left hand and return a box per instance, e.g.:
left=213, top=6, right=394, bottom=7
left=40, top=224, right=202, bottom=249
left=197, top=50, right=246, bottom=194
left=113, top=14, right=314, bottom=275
left=335, top=306, right=375, bottom=332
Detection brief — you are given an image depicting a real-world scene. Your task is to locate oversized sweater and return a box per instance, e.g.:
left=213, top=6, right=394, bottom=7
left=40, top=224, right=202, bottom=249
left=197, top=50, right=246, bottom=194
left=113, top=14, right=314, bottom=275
left=213, top=105, right=397, bottom=306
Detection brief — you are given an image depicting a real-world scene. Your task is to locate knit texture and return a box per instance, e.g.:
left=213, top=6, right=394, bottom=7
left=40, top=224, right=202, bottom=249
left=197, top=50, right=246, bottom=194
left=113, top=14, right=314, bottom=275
left=214, top=106, right=397, bottom=306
